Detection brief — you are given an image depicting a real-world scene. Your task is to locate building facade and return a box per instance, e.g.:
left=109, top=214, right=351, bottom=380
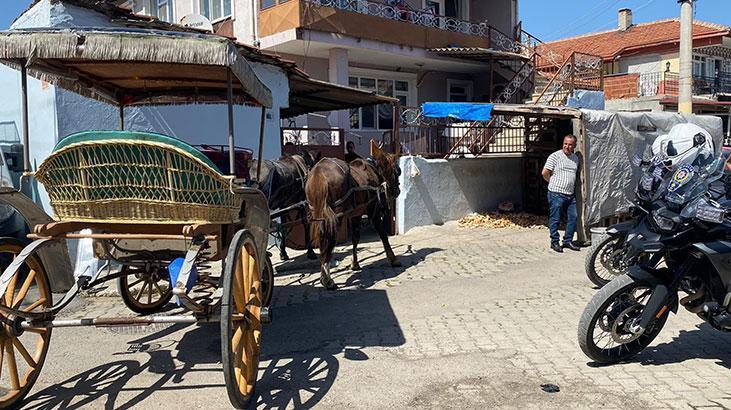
left=541, top=8, right=731, bottom=139
left=124, top=0, right=525, bottom=156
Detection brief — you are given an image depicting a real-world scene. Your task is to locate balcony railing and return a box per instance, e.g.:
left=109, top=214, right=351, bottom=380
left=304, top=0, right=526, bottom=55
left=638, top=72, right=731, bottom=97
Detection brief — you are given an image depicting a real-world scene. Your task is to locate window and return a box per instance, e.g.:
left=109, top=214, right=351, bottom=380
left=447, top=79, right=473, bottom=102
left=132, top=0, right=175, bottom=22
left=200, top=0, right=232, bottom=21
left=156, top=0, right=173, bottom=22
left=349, top=76, right=412, bottom=130
left=261, top=0, right=276, bottom=9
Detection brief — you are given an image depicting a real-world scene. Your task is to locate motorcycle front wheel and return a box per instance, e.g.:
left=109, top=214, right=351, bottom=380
left=578, top=274, right=669, bottom=364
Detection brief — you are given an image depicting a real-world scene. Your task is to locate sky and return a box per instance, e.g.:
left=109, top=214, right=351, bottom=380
left=0, top=0, right=730, bottom=38
left=521, top=0, right=731, bottom=42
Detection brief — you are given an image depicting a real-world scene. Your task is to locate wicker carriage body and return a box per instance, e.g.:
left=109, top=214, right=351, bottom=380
left=35, top=131, right=243, bottom=224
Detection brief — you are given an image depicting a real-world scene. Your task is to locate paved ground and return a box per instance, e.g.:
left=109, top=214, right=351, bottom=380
left=18, top=222, right=731, bottom=409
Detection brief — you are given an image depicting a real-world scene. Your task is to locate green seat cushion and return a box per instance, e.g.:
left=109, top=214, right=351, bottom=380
left=55, top=131, right=223, bottom=174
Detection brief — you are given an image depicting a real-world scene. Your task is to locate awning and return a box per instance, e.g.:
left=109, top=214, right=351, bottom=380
left=283, top=75, right=398, bottom=118
left=0, top=28, right=273, bottom=107
left=429, top=47, right=528, bottom=62
left=422, top=102, right=494, bottom=122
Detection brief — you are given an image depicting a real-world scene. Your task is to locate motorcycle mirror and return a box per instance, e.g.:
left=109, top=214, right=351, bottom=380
left=694, top=132, right=706, bottom=146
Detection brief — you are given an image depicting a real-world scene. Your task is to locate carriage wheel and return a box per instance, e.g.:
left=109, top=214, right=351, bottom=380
left=0, top=238, right=52, bottom=408
left=117, top=265, right=173, bottom=315
left=221, top=230, right=263, bottom=409
left=261, top=255, right=274, bottom=308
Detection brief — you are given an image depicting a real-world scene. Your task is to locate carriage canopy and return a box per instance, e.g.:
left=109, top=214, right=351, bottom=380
left=0, top=28, right=273, bottom=108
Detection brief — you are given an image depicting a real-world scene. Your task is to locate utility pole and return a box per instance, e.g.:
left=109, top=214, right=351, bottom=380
left=678, top=0, right=693, bottom=114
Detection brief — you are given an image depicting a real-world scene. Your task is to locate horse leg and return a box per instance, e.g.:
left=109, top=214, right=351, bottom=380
left=278, top=223, right=289, bottom=261
left=319, top=233, right=337, bottom=290
left=301, top=205, right=318, bottom=260
left=350, top=216, right=362, bottom=271
left=370, top=206, right=401, bottom=267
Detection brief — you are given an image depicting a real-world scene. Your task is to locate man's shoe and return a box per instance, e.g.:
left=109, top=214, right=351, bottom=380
left=563, top=242, right=581, bottom=251
left=551, top=242, right=563, bottom=253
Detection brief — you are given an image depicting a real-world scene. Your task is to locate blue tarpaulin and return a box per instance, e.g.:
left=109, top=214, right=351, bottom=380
left=422, top=102, right=493, bottom=121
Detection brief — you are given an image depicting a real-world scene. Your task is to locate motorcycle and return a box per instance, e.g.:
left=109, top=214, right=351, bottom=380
left=584, top=126, right=719, bottom=287
left=584, top=155, right=674, bottom=287
left=578, top=152, right=731, bottom=363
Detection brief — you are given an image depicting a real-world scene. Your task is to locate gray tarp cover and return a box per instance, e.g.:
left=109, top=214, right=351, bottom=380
left=582, top=109, right=724, bottom=225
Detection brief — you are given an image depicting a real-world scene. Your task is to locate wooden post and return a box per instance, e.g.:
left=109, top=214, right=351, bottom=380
left=576, top=116, right=589, bottom=244
left=256, top=106, right=266, bottom=183
left=227, top=68, right=236, bottom=176
left=20, top=61, right=30, bottom=174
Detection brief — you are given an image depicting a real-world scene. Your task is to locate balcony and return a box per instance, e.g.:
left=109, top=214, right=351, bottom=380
left=259, top=0, right=520, bottom=52
left=635, top=72, right=731, bottom=97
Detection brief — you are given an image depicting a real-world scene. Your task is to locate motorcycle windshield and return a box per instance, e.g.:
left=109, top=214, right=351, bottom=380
left=665, top=153, right=725, bottom=207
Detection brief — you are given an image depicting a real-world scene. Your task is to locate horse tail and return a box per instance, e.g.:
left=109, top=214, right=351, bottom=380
left=307, top=171, right=336, bottom=245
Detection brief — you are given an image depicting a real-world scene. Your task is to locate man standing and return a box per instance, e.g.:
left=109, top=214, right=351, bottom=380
left=542, top=135, right=581, bottom=253
left=345, top=141, right=362, bottom=163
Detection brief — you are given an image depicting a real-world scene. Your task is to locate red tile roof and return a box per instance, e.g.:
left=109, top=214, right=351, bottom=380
left=538, top=19, right=730, bottom=65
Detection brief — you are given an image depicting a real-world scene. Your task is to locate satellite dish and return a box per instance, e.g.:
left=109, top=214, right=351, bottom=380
left=180, top=14, right=214, bottom=33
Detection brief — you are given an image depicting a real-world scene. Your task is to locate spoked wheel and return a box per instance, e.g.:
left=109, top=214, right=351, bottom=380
left=221, top=230, right=263, bottom=409
left=117, top=265, right=173, bottom=315
left=585, top=236, right=626, bottom=287
left=0, top=238, right=53, bottom=408
left=261, top=255, right=274, bottom=308
left=578, top=274, right=669, bottom=364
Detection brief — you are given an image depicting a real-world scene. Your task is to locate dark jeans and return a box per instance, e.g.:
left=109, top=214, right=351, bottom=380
left=548, top=191, right=577, bottom=245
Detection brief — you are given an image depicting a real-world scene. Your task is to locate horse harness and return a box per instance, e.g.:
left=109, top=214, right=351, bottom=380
left=324, top=158, right=390, bottom=216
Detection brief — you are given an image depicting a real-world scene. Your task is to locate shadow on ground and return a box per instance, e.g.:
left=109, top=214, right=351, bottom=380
left=24, top=283, right=405, bottom=409
left=635, top=323, right=731, bottom=368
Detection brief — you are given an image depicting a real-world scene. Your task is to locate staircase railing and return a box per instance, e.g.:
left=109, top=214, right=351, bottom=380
left=533, top=51, right=603, bottom=106
left=493, top=53, right=537, bottom=104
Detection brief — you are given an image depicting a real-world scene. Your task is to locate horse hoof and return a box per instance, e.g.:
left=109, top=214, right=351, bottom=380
left=351, top=263, right=362, bottom=271
left=321, top=278, right=337, bottom=290
left=306, top=251, right=318, bottom=260
left=280, top=254, right=289, bottom=261
left=390, top=259, right=402, bottom=267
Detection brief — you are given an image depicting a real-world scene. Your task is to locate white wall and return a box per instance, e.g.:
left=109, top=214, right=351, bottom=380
left=0, top=69, right=58, bottom=209
left=396, top=155, right=523, bottom=234
left=619, top=54, right=662, bottom=74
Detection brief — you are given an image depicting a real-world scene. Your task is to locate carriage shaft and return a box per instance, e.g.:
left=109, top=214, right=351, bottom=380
left=21, top=314, right=217, bottom=329
left=27, top=233, right=219, bottom=241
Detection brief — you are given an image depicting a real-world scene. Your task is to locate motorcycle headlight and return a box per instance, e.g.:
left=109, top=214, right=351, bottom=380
left=652, top=211, right=676, bottom=231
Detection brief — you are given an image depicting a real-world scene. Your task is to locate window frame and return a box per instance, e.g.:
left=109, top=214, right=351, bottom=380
left=447, top=79, right=474, bottom=102
left=156, top=0, right=174, bottom=23
left=198, top=0, right=233, bottom=23
left=347, top=71, right=416, bottom=131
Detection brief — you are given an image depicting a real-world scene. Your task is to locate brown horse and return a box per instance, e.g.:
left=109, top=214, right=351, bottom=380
left=251, top=151, right=321, bottom=260
left=306, top=141, right=402, bottom=290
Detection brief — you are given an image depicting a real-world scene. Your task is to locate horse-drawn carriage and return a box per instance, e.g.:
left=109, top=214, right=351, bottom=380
left=0, top=28, right=275, bottom=408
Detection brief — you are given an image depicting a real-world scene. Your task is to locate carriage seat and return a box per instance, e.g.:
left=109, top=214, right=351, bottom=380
left=35, top=131, right=243, bottom=224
